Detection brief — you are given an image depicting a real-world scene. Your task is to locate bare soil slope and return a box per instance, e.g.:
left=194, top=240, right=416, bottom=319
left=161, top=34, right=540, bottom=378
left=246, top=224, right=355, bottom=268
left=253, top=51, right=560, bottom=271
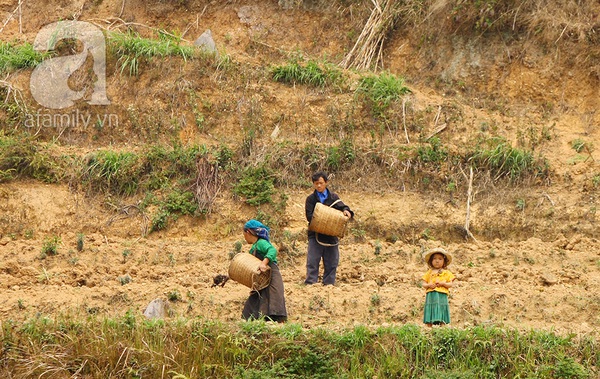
left=0, top=0, right=599, bottom=336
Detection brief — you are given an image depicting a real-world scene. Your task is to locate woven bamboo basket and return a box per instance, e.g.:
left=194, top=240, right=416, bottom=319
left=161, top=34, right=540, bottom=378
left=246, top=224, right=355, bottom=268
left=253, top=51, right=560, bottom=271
left=308, top=202, right=349, bottom=238
left=228, top=253, right=271, bottom=291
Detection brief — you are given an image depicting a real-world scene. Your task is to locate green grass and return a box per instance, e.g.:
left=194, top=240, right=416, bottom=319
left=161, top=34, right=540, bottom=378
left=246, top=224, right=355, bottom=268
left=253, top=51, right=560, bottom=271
left=108, top=30, right=196, bottom=75
left=81, top=150, right=140, bottom=196
left=271, top=58, right=343, bottom=87
left=471, top=137, right=548, bottom=181
left=356, top=71, right=411, bottom=116
left=0, top=316, right=596, bottom=378
left=0, top=42, right=48, bottom=73
left=0, top=133, right=65, bottom=183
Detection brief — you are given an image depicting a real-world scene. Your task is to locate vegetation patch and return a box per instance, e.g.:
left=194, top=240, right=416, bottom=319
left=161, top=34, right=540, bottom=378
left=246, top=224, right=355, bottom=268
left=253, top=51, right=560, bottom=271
left=1, top=316, right=595, bottom=378
left=108, top=30, right=197, bottom=76
left=0, top=42, right=48, bottom=73
left=271, top=57, right=343, bottom=88
left=356, top=71, right=411, bottom=116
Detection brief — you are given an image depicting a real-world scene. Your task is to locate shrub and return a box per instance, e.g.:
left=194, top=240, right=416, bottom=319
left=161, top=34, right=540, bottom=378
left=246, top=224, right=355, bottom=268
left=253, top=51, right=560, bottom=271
left=325, top=138, right=356, bottom=171
left=417, top=137, right=448, bottom=164
left=233, top=165, right=275, bottom=206
left=41, top=236, right=61, bottom=256
left=76, top=233, right=84, bottom=252
left=150, top=189, right=198, bottom=232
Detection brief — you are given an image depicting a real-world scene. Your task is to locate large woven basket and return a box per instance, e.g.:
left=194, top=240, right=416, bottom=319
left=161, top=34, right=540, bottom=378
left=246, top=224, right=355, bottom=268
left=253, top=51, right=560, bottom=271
left=308, top=202, right=349, bottom=238
left=228, top=253, right=271, bottom=291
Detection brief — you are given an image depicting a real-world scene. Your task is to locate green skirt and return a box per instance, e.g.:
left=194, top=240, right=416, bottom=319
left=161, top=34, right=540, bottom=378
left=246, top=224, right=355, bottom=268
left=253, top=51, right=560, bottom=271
left=423, top=291, right=450, bottom=325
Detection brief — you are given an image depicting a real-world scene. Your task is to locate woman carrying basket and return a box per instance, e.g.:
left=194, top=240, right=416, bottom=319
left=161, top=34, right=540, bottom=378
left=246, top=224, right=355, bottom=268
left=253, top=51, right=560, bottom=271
left=241, top=219, right=287, bottom=323
left=304, top=171, right=354, bottom=285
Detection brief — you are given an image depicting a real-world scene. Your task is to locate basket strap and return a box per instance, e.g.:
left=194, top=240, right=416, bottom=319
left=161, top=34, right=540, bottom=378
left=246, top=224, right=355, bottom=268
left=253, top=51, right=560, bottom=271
left=315, top=199, right=344, bottom=246
left=329, top=199, right=342, bottom=207
left=315, top=232, right=339, bottom=247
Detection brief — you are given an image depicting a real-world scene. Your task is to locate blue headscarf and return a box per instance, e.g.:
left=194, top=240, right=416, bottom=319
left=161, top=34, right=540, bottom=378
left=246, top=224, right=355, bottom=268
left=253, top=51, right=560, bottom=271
left=244, top=219, right=271, bottom=241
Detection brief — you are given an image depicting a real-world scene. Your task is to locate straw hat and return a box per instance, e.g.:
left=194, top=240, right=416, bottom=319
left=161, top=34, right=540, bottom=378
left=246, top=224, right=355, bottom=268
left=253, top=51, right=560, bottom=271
left=423, top=247, right=452, bottom=268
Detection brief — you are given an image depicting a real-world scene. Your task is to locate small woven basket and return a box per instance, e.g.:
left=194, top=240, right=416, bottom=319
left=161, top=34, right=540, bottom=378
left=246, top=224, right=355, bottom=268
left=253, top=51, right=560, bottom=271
left=228, top=253, right=271, bottom=291
left=308, top=202, right=349, bottom=238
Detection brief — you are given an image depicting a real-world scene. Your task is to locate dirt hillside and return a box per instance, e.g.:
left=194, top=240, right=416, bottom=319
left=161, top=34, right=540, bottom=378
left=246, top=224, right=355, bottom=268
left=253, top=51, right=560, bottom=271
left=0, top=0, right=599, bottom=336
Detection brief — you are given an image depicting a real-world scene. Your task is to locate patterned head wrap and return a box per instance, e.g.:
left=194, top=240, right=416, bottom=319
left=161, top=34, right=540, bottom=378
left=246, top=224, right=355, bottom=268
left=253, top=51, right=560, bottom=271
left=243, top=219, right=270, bottom=241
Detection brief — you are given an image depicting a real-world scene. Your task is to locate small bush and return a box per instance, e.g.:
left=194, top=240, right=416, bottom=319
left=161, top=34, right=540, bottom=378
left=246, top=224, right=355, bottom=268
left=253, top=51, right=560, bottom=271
left=233, top=165, right=275, bottom=206
left=417, top=137, right=448, bottom=164
left=151, top=209, right=170, bottom=232
left=167, top=289, right=182, bottom=302
left=118, top=275, right=132, bottom=286
left=325, top=138, right=356, bottom=171
left=41, top=236, right=61, bottom=256
left=571, top=139, right=587, bottom=153
left=0, top=134, right=65, bottom=183
left=553, top=356, right=589, bottom=379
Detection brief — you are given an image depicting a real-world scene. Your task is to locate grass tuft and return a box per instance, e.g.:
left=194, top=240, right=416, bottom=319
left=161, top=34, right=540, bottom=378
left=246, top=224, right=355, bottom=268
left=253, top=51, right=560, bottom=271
left=108, top=30, right=196, bottom=76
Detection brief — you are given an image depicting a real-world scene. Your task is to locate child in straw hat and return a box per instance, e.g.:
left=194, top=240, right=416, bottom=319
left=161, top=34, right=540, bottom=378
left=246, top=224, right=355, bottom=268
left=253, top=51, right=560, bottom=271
left=421, top=247, right=455, bottom=327
left=241, top=219, right=287, bottom=323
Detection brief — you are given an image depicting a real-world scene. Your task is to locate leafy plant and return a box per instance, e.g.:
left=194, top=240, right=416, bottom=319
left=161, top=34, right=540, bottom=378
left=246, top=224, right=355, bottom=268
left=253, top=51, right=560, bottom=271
left=0, top=134, right=65, bottom=183
left=553, top=356, right=588, bottom=379
left=370, top=293, right=381, bottom=306
left=417, top=137, right=448, bottom=164
left=325, top=138, right=356, bottom=171
left=118, top=274, right=132, bottom=285
left=167, top=290, right=182, bottom=302
left=571, top=139, right=587, bottom=153
left=41, top=236, right=61, bottom=256
left=122, top=249, right=132, bottom=263
left=233, top=165, right=275, bottom=206
left=150, top=189, right=198, bottom=232
left=151, top=209, right=170, bottom=232
left=76, top=233, right=84, bottom=252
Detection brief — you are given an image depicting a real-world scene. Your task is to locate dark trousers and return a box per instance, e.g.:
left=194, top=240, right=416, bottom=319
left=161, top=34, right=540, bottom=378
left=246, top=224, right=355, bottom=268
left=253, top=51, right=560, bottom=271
left=305, top=237, right=339, bottom=285
left=242, top=263, right=287, bottom=321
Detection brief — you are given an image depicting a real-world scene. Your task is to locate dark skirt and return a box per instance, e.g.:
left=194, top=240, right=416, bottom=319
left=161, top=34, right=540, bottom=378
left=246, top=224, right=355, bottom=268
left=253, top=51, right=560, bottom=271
left=423, top=291, right=450, bottom=325
left=242, top=262, right=287, bottom=322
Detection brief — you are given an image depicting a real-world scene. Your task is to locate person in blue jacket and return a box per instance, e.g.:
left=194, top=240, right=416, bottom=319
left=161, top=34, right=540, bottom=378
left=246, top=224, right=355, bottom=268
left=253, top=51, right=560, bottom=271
left=304, top=171, right=354, bottom=285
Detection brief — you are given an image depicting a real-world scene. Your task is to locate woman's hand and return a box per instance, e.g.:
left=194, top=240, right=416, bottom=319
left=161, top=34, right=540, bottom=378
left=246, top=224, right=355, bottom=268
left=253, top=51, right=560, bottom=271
left=343, top=210, right=351, bottom=218
left=258, top=263, right=269, bottom=273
